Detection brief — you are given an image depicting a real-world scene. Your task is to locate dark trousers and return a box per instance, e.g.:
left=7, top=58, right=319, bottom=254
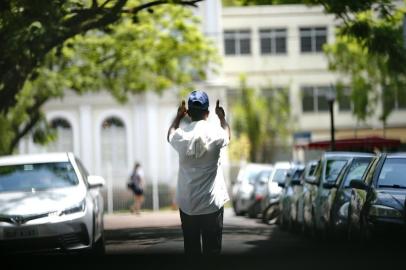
left=179, top=207, right=224, bottom=256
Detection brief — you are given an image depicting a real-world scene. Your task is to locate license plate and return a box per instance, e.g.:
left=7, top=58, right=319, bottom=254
left=4, top=227, right=38, bottom=239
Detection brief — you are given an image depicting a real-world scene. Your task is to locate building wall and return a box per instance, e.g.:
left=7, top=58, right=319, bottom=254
left=221, top=4, right=406, bottom=162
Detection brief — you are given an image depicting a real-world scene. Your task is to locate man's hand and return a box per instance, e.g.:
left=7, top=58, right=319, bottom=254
left=215, top=100, right=225, bottom=119
left=215, top=100, right=230, bottom=140
left=167, top=100, right=187, bottom=142
left=177, top=100, right=187, bottom=119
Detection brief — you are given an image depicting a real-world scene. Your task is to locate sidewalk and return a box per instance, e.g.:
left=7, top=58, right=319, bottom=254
left=104, top=210, right=182, bottom=230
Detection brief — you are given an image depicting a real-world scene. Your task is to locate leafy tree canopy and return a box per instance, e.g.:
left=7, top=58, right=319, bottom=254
left=230, top=76, right=291, bottom=162
left=0, top=0, right=218, bottom=155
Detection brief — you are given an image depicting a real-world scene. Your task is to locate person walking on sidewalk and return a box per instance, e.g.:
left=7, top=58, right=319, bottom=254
left=129, top=162, right=145, bottom=215
left=167, top=90, right=231, bottom=256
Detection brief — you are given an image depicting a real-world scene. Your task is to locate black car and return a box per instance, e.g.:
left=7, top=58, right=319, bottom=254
left=302, top=152, right=360, bottom=235
left=348, top=153, right=406, bottom=241
left=313, top=153, right=374, bottom=238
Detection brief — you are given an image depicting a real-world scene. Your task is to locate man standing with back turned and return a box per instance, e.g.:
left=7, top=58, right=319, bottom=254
left=167, top=90, right=231, bottom=256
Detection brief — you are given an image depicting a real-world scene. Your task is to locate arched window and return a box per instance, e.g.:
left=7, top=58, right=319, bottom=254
left=101, top=117, right=127, bottom=175
left=48, top=118, right=73, bottom=152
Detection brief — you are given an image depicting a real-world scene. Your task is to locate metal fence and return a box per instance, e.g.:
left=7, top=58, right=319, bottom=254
left=100, top=163, right=243, bottom=213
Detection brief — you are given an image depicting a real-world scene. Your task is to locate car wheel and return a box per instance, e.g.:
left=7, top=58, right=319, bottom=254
left=360, top=215, right=371, bottom=244
left=279, top=212, right=287, bottom=230
left=347, top=206, right=359, bottom=242
left=233, top=201, right=242, bottom=216
left=91, top=217, right=105, bottom=255
left=92, top=232, right=106, bottom=255
left=262, top=206, right=270, bottom=223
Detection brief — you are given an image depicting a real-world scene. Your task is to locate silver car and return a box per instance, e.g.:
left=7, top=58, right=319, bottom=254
left=0, top=153, right=105, bottom=254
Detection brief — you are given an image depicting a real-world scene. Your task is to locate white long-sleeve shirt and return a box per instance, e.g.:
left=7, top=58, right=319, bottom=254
left=169, top=120, right=229, bottom=215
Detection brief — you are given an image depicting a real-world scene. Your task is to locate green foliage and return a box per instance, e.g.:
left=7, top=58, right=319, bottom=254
left=33, top=5, right=217, bottom=101
left=236, top=0, right=406, bottom=124
left=222, top=0, right=302, bottom=6
left=231, top=76, right=291, bottom=162
left=0, top=0, right=217, bottom=155
left=324, top=8, right=406, bottom=125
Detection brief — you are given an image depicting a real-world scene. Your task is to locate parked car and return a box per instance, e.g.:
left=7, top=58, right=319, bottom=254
left=348, top=153, right=406, bottom=241
left=247, top=169, right=273, bottom=218
left=0, top=153, right=105, bottom=254
left=232, top=163, right=273, bottom=216
left=261, top=162, right=292, bottom=223
left=279, top=164, right=305, bottom=230
left=296, top=160, right=318, bottom=231
left=312, top=153, right=374, bottom=238
left=302, top=152, right=357, bottom=235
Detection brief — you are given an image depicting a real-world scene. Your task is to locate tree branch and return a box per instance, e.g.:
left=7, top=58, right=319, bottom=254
left=100, top=0, right=113, bottom=8
left=9, top=96, right=49, bottom=152
left=123, top=0, right=203, bottom=14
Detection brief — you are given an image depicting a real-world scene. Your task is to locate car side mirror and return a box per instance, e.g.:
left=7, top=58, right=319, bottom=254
left=278, top=182, right=285, bottom=188
left=305, top=176, right=318, bottom=185
left=322, top=182, right=336, bottom=189
left=259, top=177, right=268, bottom=184
left=291, top=179, right=301, bottom=186
left=349, top=179, right=367, bottom=190
left=88, top=175, right=105, bottom=188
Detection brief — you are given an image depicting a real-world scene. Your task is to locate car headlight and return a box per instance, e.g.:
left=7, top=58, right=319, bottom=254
left=59, top=200, right=86, bottom=216
left=369, top=205, right=402, bottom=218
left=338, top=202, right=349, bottom=218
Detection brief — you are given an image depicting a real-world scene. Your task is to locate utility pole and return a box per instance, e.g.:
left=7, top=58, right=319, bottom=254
left=326, top=85, right=336, bottom=151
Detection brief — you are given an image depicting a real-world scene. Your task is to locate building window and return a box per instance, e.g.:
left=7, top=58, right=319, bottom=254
left=48, top=118, right=73, bottom=152
left=384, top=88, right=406, bottom=111
left=301, top=86, right=330, bottom=112
left=338, top=87, right=352, bottom=112
left=101, top=117, right=127, bottom=175
left=224, top=30, right=251, bottom=55
left=396, top=88, right=406, bottom=110
left=261, top=87, right=289, bottom=106
left=259, top=28, right=287, bottom=55
left=300, top=27, right=327, bottom=53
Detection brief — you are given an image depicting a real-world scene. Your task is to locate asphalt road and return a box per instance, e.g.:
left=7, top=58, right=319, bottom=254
left=102, top=208, right=405, bottom=269
left=5, top=209, right=404, bottom=270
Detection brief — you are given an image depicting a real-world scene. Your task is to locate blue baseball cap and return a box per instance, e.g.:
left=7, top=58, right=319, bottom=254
left=188, top=90, right=209, bottom=110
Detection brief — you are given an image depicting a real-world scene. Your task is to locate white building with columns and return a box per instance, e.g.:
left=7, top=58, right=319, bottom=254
left=18, top=0, right=228, bottom=211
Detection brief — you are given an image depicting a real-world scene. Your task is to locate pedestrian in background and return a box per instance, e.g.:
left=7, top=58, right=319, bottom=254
left=167, top=90, right=231, bottom=256
left=129, top=162, right=145, bottom=215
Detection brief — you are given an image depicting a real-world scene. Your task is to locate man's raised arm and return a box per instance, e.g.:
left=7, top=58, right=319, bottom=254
left=215, top=100, right=231, bottom=141
left=167, top=100, right=187, bottom=142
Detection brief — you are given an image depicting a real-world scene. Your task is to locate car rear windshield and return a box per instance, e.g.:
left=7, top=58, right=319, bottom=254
left=272, top=169, right=289, bottom=183
left=377, top=158, right=406, bottom=188
left=0, top=162, right=79, bottom=192
left=325, top=159, right=348, bottom=182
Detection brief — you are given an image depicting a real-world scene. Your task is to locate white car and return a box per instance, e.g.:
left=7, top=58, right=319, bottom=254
left=0, top=152, right=105, bottom=254
left=231, top=163, right=273, bottom=216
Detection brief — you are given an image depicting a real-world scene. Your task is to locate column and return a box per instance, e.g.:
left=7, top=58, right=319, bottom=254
left=79, top=105, right=93, bottom=171
left=145, top=92, right=159, bottom=211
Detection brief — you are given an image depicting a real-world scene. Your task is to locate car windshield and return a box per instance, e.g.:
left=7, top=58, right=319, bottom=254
left=291, top=168, right=304, bottom=181
left=324, top=159, right=347, bottom=182
left=272, top=169, right=289, bottom=183
left=343, top=158, right=373, bottom=187
left=377, top=158, right=406, bottom=188
left=0, top=162, right=79, bottom=192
